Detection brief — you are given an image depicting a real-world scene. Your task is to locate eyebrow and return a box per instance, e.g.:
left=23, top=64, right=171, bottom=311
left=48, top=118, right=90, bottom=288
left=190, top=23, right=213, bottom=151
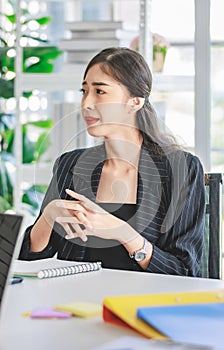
left=82, top=81, right=110, bottom=87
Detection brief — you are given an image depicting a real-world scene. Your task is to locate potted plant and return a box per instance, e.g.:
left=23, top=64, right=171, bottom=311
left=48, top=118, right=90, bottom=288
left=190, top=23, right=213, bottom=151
left=130, top=33, right=169, bottom=72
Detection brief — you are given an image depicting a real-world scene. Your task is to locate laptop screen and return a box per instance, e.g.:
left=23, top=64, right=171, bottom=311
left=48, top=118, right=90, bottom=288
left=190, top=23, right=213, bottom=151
left=0, top=213, right=23, bottom=309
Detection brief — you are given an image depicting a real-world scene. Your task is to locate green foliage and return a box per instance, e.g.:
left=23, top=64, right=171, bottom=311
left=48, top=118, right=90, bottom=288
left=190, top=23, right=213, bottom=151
left=22, top=184, right=48, bottom=216
left=0, top=76, right=14, bottom=98
left=153, top=45, right=167, bottom=61
left=0, top=113, right=52, bottom=211
left=22, top=120, right=53, bottom=163
left=23, top=16, right=51, bottom=26
left=0, top=3, right=63, bottom=98
left=0, top=2, right=60, bottom=212
left=0, top=152, right=14, bottom=211
left=1, top=114, right=53, bottom=163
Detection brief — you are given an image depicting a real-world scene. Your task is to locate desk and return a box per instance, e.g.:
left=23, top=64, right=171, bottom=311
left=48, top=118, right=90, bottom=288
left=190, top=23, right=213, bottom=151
left=1, top=269, right=224, bottom=350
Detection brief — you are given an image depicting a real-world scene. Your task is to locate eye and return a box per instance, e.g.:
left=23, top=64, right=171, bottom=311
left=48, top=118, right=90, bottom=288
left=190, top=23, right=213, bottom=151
left=96, top=89, right=105, bottom=95
left=79, top=88, right=88, bottom=95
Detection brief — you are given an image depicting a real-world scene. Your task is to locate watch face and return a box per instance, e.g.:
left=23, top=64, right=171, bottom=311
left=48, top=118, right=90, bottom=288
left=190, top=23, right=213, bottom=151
left=135, top=251, right=146, bottom=262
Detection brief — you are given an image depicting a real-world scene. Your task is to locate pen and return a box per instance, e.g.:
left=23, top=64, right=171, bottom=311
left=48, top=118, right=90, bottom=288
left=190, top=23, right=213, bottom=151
left=11, top=277, right=23, bottom=285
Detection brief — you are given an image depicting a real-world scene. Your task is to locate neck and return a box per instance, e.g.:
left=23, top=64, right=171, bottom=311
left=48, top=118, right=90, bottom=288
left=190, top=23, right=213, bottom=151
left=104, top=133, right=143, bottom=169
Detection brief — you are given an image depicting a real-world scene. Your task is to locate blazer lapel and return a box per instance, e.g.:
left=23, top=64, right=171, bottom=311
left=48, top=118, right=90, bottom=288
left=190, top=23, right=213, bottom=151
left=135, top=147, right=168, bottom=235
left=70, top=145, right=106, bottom=201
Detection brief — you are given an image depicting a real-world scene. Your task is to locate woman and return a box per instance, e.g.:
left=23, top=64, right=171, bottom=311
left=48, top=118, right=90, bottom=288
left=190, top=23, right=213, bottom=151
left=19, top=47, right=205, bottom=276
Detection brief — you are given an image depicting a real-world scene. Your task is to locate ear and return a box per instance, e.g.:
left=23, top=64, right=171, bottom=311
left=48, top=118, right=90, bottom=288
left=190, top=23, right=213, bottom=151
left=128, top=97, right=145, bottom=112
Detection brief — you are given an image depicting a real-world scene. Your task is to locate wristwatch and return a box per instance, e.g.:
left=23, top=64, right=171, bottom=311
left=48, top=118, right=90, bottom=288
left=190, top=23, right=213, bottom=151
left=129, top=238, right=149, bottom=262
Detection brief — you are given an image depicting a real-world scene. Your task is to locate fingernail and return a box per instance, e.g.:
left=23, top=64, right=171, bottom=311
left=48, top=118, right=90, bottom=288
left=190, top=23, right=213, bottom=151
left=56, top=201, right=63, bottom=207
left=87, top=224, right=93, bottom=231
left=65, top=234, right=75, bottom=240
left=82, top=235, right=88, bottom=242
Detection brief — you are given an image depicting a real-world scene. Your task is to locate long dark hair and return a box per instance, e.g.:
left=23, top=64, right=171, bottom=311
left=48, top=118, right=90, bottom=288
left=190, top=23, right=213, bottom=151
left=83, top=47, right=180, bottom=156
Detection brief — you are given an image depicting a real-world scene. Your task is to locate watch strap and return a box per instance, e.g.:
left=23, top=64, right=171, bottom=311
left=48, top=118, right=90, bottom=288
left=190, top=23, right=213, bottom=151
left=129, top=238, right=149, bottom=260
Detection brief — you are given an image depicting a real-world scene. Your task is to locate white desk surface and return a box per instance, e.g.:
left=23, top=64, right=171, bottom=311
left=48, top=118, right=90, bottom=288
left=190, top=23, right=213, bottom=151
left=1, top=268, right=224, bottom=350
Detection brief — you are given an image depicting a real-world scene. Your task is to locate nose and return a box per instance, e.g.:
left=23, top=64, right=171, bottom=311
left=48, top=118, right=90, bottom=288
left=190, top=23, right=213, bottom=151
left=82, top=93, right=95, bottom=110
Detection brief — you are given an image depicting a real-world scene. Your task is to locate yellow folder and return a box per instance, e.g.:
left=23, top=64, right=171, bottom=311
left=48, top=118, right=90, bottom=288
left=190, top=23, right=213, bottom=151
left=103, top=289, right=224, bottom=339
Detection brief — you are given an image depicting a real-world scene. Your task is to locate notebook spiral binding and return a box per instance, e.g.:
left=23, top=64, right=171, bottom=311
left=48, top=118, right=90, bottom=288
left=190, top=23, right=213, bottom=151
left=37, top=262, right=102, bottom=279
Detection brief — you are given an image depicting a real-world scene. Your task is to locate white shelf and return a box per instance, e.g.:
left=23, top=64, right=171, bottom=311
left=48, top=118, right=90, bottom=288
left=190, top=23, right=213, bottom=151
left=22, top=69, right=194, bottom=93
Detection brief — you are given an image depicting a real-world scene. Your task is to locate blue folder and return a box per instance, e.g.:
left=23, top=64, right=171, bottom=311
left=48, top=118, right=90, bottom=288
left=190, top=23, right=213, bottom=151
left=137, top=303, right=224, bottom=349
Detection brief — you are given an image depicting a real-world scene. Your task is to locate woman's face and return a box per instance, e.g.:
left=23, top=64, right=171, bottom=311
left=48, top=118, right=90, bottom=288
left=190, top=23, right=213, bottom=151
left=81, top=63, right=137, bottom=138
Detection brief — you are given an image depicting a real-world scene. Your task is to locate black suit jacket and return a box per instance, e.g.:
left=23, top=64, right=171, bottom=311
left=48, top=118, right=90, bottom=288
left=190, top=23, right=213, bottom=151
left=19, top=144, right=205, bottom=276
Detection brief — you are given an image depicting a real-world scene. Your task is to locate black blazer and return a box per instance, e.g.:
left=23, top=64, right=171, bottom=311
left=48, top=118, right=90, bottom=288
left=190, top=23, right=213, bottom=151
left=19, top=144, right=205, bottom=276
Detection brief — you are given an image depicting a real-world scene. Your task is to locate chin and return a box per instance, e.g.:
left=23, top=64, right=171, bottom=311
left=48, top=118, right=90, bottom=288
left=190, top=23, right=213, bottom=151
left=86, top=125, right=106, bottom=138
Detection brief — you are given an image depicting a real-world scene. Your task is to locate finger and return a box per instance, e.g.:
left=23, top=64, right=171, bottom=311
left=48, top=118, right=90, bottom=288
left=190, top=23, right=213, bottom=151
left=62, top=222, right=87, bottom=242
left=65, top=233, right=77, bottom=240
left=65, top=189, right=100, bottom=213
left=66, top=189, right=107, bottom=214
left=55, top=216, right=79, bottom=224
left=62, top=223, right=76, bottom=239
left=55, top=213, right=90, bottom=242
left=75, top=211, right=93, bottom=231
left=71, top=223, right=88, bottom=242
left=65, top=189, right=84, bottom=201
left=55, top=213, right=92, bottom=230
left=56, top=201, right=86, bottom=212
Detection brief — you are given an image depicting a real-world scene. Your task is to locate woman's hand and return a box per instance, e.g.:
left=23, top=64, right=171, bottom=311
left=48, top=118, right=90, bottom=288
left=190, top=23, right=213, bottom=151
left=42, top=197, right=94, bottom=241
left=50, top=189, right=138, bottom=244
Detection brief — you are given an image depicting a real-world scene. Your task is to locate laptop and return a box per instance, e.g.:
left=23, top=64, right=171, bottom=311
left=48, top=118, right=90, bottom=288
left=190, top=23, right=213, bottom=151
left=0, top=213, right=23, bottom=313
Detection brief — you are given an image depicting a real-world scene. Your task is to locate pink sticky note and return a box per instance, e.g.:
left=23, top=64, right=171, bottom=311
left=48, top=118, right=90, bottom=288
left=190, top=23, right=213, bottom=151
left=30, top=307, right=72, bottom=319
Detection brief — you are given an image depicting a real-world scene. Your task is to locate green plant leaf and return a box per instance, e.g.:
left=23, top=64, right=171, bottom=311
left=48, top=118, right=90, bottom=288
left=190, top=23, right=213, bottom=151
left=22, top=184, right=47, bottom=210
left=35, top=16, right=51, bottom=25
left=23, top=91, right=33, bottom=98
left=24, top=59, right=54, bottom=73
left=5, top=14, right=16, bottom=24
left=23, top=46, right=63, bottom=73
left=0, top=46, right=11, bottom=59
left=23, top=16, right=51, bottom=26
left=0, top=49, right=15, bottom=71
left=22, top=34, right=49, bottom=43
left=27, top=120, right=53, bottom=129
left=0, top=152, right=14, bottom=206
left=21, top=124, right=36, bottom=163
left=4, top=129, right=14, bottom=152
left=1, top=59, right=15, bottom=72
left=22, top=140, right=36, bottom=163
left=0, top=78, right=14, bottom=98
left=0, top=113, right=15, bottom=135
left=4, top=119, right=52, bottom=161
left=34, top=131, right=51, bottom=161
left=153, top=45, right=167, bottom=60
left=23, top=46, right=63, bottom=61
left=0, top=196, right=12, bottom=212
left=0, top=37, right=8, bottom=46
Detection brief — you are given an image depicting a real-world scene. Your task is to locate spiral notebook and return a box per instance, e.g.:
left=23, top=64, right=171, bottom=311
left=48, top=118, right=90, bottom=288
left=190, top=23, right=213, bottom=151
left=12, top=258, right=102, bottom=279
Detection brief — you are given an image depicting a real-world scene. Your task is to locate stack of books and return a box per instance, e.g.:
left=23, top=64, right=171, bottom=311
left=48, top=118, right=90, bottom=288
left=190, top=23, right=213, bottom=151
left=59, top=21, right=123, bottom=64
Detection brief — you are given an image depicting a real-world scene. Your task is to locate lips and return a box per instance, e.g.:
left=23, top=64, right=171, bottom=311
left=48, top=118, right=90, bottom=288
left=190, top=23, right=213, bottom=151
left=85, top=116, right=100, bottom=126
